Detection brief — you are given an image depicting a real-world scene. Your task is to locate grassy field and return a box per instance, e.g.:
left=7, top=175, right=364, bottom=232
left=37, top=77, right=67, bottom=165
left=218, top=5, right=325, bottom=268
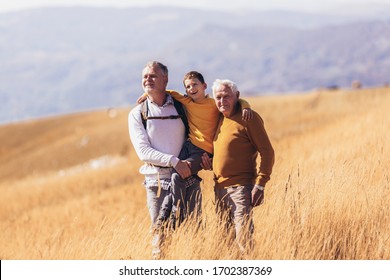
left=0, top=87, right=389, bottom=260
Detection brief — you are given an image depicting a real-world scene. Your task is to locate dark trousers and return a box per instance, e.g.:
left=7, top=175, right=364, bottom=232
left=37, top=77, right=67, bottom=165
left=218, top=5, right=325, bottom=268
left=159, top=140, right=210, bottom=222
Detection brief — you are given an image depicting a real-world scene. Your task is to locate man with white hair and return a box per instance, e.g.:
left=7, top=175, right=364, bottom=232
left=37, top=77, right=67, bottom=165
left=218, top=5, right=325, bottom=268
left=202, top=79, right=275, bottom=254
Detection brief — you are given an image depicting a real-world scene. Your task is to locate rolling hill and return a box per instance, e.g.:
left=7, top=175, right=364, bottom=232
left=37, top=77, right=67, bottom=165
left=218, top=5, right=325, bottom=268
left=0, top=87, right=389, bottom=259
left=1, top=6, right=390, bottom=124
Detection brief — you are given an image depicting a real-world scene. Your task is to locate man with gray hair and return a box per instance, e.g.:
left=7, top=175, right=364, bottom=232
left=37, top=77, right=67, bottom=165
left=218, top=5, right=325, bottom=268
left=128, top=61, right=201, bottom=259
left=202, top=79, right=275, bottom=255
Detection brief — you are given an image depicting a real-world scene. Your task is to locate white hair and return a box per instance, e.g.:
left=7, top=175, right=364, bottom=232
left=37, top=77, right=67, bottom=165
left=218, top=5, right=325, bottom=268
left=212, top=79, right=239, bottom=97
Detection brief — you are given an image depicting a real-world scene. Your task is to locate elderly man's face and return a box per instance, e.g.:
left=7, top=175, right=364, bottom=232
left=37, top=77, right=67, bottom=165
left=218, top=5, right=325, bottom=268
left=142, top=66, right=168, bottom=95
left=214, top=84, right=239, bottom=117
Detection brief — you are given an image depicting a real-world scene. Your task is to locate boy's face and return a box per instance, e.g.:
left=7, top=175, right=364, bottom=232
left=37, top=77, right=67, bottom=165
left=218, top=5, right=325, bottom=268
left=184, top=78, right=207, bottom=102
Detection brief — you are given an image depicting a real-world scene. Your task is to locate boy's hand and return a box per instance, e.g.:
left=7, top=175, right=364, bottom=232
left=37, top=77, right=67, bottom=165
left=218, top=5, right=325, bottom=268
left=137, top=93, right=148, bottom=104
left=200, top=153, right=212, bottom=170
left=242, top=108, right=253, bottom=121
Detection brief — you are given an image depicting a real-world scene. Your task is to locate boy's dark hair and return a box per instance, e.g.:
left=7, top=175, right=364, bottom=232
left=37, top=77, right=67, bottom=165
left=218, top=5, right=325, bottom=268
left=183, top=71, right=205, bottom=84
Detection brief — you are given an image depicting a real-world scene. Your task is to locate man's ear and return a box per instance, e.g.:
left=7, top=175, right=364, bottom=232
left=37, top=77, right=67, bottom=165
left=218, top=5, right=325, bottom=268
left=236, top=91, right=240, bottom=98
left=204, top=83, right=207, bottom=90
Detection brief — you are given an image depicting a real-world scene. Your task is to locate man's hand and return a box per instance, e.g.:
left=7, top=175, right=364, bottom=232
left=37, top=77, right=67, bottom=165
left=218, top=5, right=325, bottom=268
left=242, top=108, right=253, bottom=121
left=175, top=160, right=192, bottom=179
left=251, top=185, right=265, bottom=207
left=200, top=153, right=212, bottom=170
left=137, top=93, right=148, bottom=104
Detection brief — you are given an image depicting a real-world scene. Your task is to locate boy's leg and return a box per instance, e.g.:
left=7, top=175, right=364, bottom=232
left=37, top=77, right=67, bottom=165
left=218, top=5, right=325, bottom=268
left=185, top=181, right=202, bottom=231
left=170, top=172, right=186, bottom=224
left=186, top=181, right=202, bottom=218
left=172, top=141, right=207, bottom=220
left=170, top=141, right=191, bottom=222
left=171, top=140, right=204, bottom=221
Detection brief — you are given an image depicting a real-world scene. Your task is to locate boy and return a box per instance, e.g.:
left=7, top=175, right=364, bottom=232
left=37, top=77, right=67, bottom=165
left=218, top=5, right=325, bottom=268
left=138, top=71, right=252, bottom=227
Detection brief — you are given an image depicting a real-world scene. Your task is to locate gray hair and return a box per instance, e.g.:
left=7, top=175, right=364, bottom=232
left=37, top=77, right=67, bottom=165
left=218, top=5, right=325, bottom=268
left=212, top=79, right=239, bottom=96
left=144, top=61, right=168, bottom=76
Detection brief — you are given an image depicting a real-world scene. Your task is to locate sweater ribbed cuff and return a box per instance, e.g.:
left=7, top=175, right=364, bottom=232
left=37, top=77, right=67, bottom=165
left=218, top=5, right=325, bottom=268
left=170, top=156, right=180, bottom=168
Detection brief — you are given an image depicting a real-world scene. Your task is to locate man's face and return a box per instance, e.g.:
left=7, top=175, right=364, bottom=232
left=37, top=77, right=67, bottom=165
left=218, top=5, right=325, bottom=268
left=214, top=85, right=239, bottom=117
left=142, top=66, right=168, bottom=95
left=184, top=78, right=207, bottom=102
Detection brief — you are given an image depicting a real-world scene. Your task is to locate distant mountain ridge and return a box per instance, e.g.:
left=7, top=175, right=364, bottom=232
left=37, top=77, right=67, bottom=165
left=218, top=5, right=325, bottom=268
left=1, top=6, right=390, bottom=124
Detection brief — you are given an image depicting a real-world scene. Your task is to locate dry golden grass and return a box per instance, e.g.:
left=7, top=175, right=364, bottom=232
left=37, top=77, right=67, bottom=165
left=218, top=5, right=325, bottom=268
left=0, top=88, right=389, bottom=260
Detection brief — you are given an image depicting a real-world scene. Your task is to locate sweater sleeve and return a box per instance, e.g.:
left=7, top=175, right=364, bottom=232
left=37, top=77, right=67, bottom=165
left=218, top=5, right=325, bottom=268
left=167, top=90, right=192, bottom=105
left=246, top=113, right=275, bottom=186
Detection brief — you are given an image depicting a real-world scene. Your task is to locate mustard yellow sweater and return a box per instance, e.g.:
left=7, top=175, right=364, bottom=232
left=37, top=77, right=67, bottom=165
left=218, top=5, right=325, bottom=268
left=168, top=90, right=250, bottom=155
left=212, top=104, right=275, bottom=189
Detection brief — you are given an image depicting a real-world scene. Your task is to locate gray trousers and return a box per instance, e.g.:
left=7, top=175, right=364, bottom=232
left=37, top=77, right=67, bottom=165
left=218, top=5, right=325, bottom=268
left=214, top=185, right=254, bottom=253
left=145, top=181, right=202, bottom=258
left=146, top=182, right=202, bottom=224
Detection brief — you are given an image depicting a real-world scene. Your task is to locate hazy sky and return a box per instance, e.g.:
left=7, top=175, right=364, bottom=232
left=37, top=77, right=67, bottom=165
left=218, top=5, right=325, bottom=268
left=2, top=0, right=390, bottom=13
